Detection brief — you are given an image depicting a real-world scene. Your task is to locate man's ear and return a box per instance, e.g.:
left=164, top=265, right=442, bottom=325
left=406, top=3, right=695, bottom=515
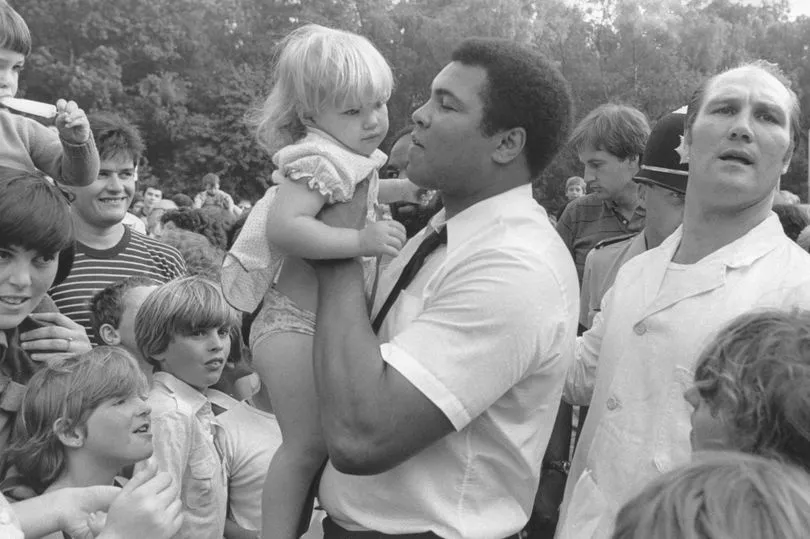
left=637, top=182, right=648, bottom=209
left=99, top=323, right=121, bottom=346
left=626, top=154, right=641, bottom=174
left=781, top=143, right=795, bottom=175
left=53, top=418, right=86, bottom=449
left=492, top=127, right=527, bottom=166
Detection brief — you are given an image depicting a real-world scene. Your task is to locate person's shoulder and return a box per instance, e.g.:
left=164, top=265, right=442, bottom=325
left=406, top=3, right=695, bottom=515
left=558, top=193, right=602, bottom=221
left=132, top=230, right=185, bottom=258
left=568, top=193, right=603, bottom=211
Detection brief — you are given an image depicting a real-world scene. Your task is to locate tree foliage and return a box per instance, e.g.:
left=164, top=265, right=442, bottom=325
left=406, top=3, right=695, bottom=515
left=14, top=0, right=810, bottom=208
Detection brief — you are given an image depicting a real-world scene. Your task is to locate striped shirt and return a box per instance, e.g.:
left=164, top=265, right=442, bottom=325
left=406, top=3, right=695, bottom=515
left=50, top=227, right=187, bottom=345
left=556, top=193, right=645, bottom=283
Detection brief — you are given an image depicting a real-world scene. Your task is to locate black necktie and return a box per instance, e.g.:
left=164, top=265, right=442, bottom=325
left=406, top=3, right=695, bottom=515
left=372, top=227, right=447, bottom=334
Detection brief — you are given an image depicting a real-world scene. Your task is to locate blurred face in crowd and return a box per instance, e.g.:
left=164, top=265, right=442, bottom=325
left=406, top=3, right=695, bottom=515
left=69, top=155, right=138, bottom=229
left=566, top=183, right=584, bottom=201
left=0, top=48, right=23, bottom=99
left=579, top=145, right=640, bottom=203
left=143, top=187, right=162, bottom=211
left=684, top=66, right=793, bottom=213
left=383, top=134, right=411, bottom=179
left=638, top=182, right=685, bottom=242
left=204, top=179, right=219, bottom=195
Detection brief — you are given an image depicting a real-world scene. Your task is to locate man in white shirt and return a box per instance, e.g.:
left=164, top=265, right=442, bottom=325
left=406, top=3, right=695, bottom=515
left=310, top=38, right=578, bottom=538
left=558, top=61, right=810, bottom=539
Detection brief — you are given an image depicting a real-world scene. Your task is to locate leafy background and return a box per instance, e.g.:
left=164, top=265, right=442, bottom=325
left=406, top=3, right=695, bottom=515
left=16, top=0, right=810, bottom=213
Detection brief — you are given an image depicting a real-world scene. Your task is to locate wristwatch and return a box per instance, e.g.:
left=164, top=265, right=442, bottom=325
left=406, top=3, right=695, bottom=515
left=542, top=459, right=571, bottom=476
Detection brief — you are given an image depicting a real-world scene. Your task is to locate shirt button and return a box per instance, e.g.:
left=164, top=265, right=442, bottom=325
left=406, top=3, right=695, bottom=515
left=634, top=322, right=647, bottom=335
left=606, top=396, right=620, bottom=411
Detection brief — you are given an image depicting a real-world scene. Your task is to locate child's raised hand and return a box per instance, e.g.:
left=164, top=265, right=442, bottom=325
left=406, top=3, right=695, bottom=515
left=359, top=219, right=406, bottom=258
left=54, top=99, right=91, bottom=144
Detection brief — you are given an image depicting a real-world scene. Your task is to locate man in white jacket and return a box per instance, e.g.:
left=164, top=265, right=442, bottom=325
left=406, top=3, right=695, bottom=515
left=558, top=60, right=810, bottom=539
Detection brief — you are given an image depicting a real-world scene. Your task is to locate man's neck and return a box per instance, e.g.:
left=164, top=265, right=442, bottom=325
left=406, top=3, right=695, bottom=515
left=643, top=227, right=664, bottom=250
left=73, top=218, right=126, bottom=250
left=610, top=184, right=640, bottom=218
left=442, top=171, right=528, bottom=219
left=673, top=199, right=772, bottom=264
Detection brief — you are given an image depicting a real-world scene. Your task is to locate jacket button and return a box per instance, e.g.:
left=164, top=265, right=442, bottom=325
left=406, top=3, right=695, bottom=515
left=606, top=396, right=620, bottom=410
left=634, top=322, right=647, bottom=335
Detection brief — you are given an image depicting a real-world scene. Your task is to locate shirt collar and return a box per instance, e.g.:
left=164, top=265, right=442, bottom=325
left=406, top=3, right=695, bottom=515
left=604, top=198, right=646, bottom=219
left=153, top=371, right=211, bottom=414
left=430, top=184, right=536, bottom=252
left=661, top=213, right=786, bottom=268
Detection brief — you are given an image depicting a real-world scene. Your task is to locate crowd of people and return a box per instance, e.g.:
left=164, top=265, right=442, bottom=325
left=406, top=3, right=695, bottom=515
left=2, top=1, right=810, bottom=538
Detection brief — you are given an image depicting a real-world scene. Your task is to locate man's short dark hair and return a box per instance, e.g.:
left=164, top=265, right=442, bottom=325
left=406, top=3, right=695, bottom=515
left=569, top=104, right=650, bottom=161
left=684, top=60, right=801, bottom=154
left=0, top=1, right=31, bottom=56
left=89, top=276, right=159, bottom=343
left=88, top=112, right=145, bottom=165
left=451, top=38, right=574, bottom=178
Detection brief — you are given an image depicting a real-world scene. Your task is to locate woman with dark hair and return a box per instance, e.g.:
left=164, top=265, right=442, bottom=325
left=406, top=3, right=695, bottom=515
left=0, top=167, right=92, bottom=455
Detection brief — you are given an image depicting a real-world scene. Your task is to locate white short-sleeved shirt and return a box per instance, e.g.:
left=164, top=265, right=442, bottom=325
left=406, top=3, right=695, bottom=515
left=318, top=184, right=579, bottom=539
left=0, top=493, right=23, bottom=539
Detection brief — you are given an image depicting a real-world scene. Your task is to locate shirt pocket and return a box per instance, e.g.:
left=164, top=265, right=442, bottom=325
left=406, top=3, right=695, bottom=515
left=185, top=451, right=217, bottom=510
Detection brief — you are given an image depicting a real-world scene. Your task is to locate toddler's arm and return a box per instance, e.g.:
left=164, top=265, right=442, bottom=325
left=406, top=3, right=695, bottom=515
left=267, top=179, right=405, bottom=260
left=25, top=100, right=99, bottom=187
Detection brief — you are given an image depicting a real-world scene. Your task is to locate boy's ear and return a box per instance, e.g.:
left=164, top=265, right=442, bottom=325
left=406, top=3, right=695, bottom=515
left=99, top=323, right=121, bottom=346
left=53, top=418, right=86, bottom=449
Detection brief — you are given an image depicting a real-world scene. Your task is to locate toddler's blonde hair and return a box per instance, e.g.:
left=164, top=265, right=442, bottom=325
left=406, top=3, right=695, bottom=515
left=250, top=24, right=394, bottom=155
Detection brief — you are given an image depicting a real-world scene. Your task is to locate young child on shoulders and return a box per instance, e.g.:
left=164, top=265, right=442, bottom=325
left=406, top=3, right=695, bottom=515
left=2, top=346, right=152, bottom=538
left=0, top=1, right=99, bottom=186
left=612, top=451, right=810, bottom=539
left=89, top=276, right=159, bottom=382
left=134, top=275, right=242, bottom=539
left=222, top=24, right=416, bottom=538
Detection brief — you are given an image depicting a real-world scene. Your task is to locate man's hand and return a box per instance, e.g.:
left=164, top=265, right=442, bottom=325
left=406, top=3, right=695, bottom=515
left=54, top=99, right=91, bottom=144
left=318, top=179, right=370, bottom=230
